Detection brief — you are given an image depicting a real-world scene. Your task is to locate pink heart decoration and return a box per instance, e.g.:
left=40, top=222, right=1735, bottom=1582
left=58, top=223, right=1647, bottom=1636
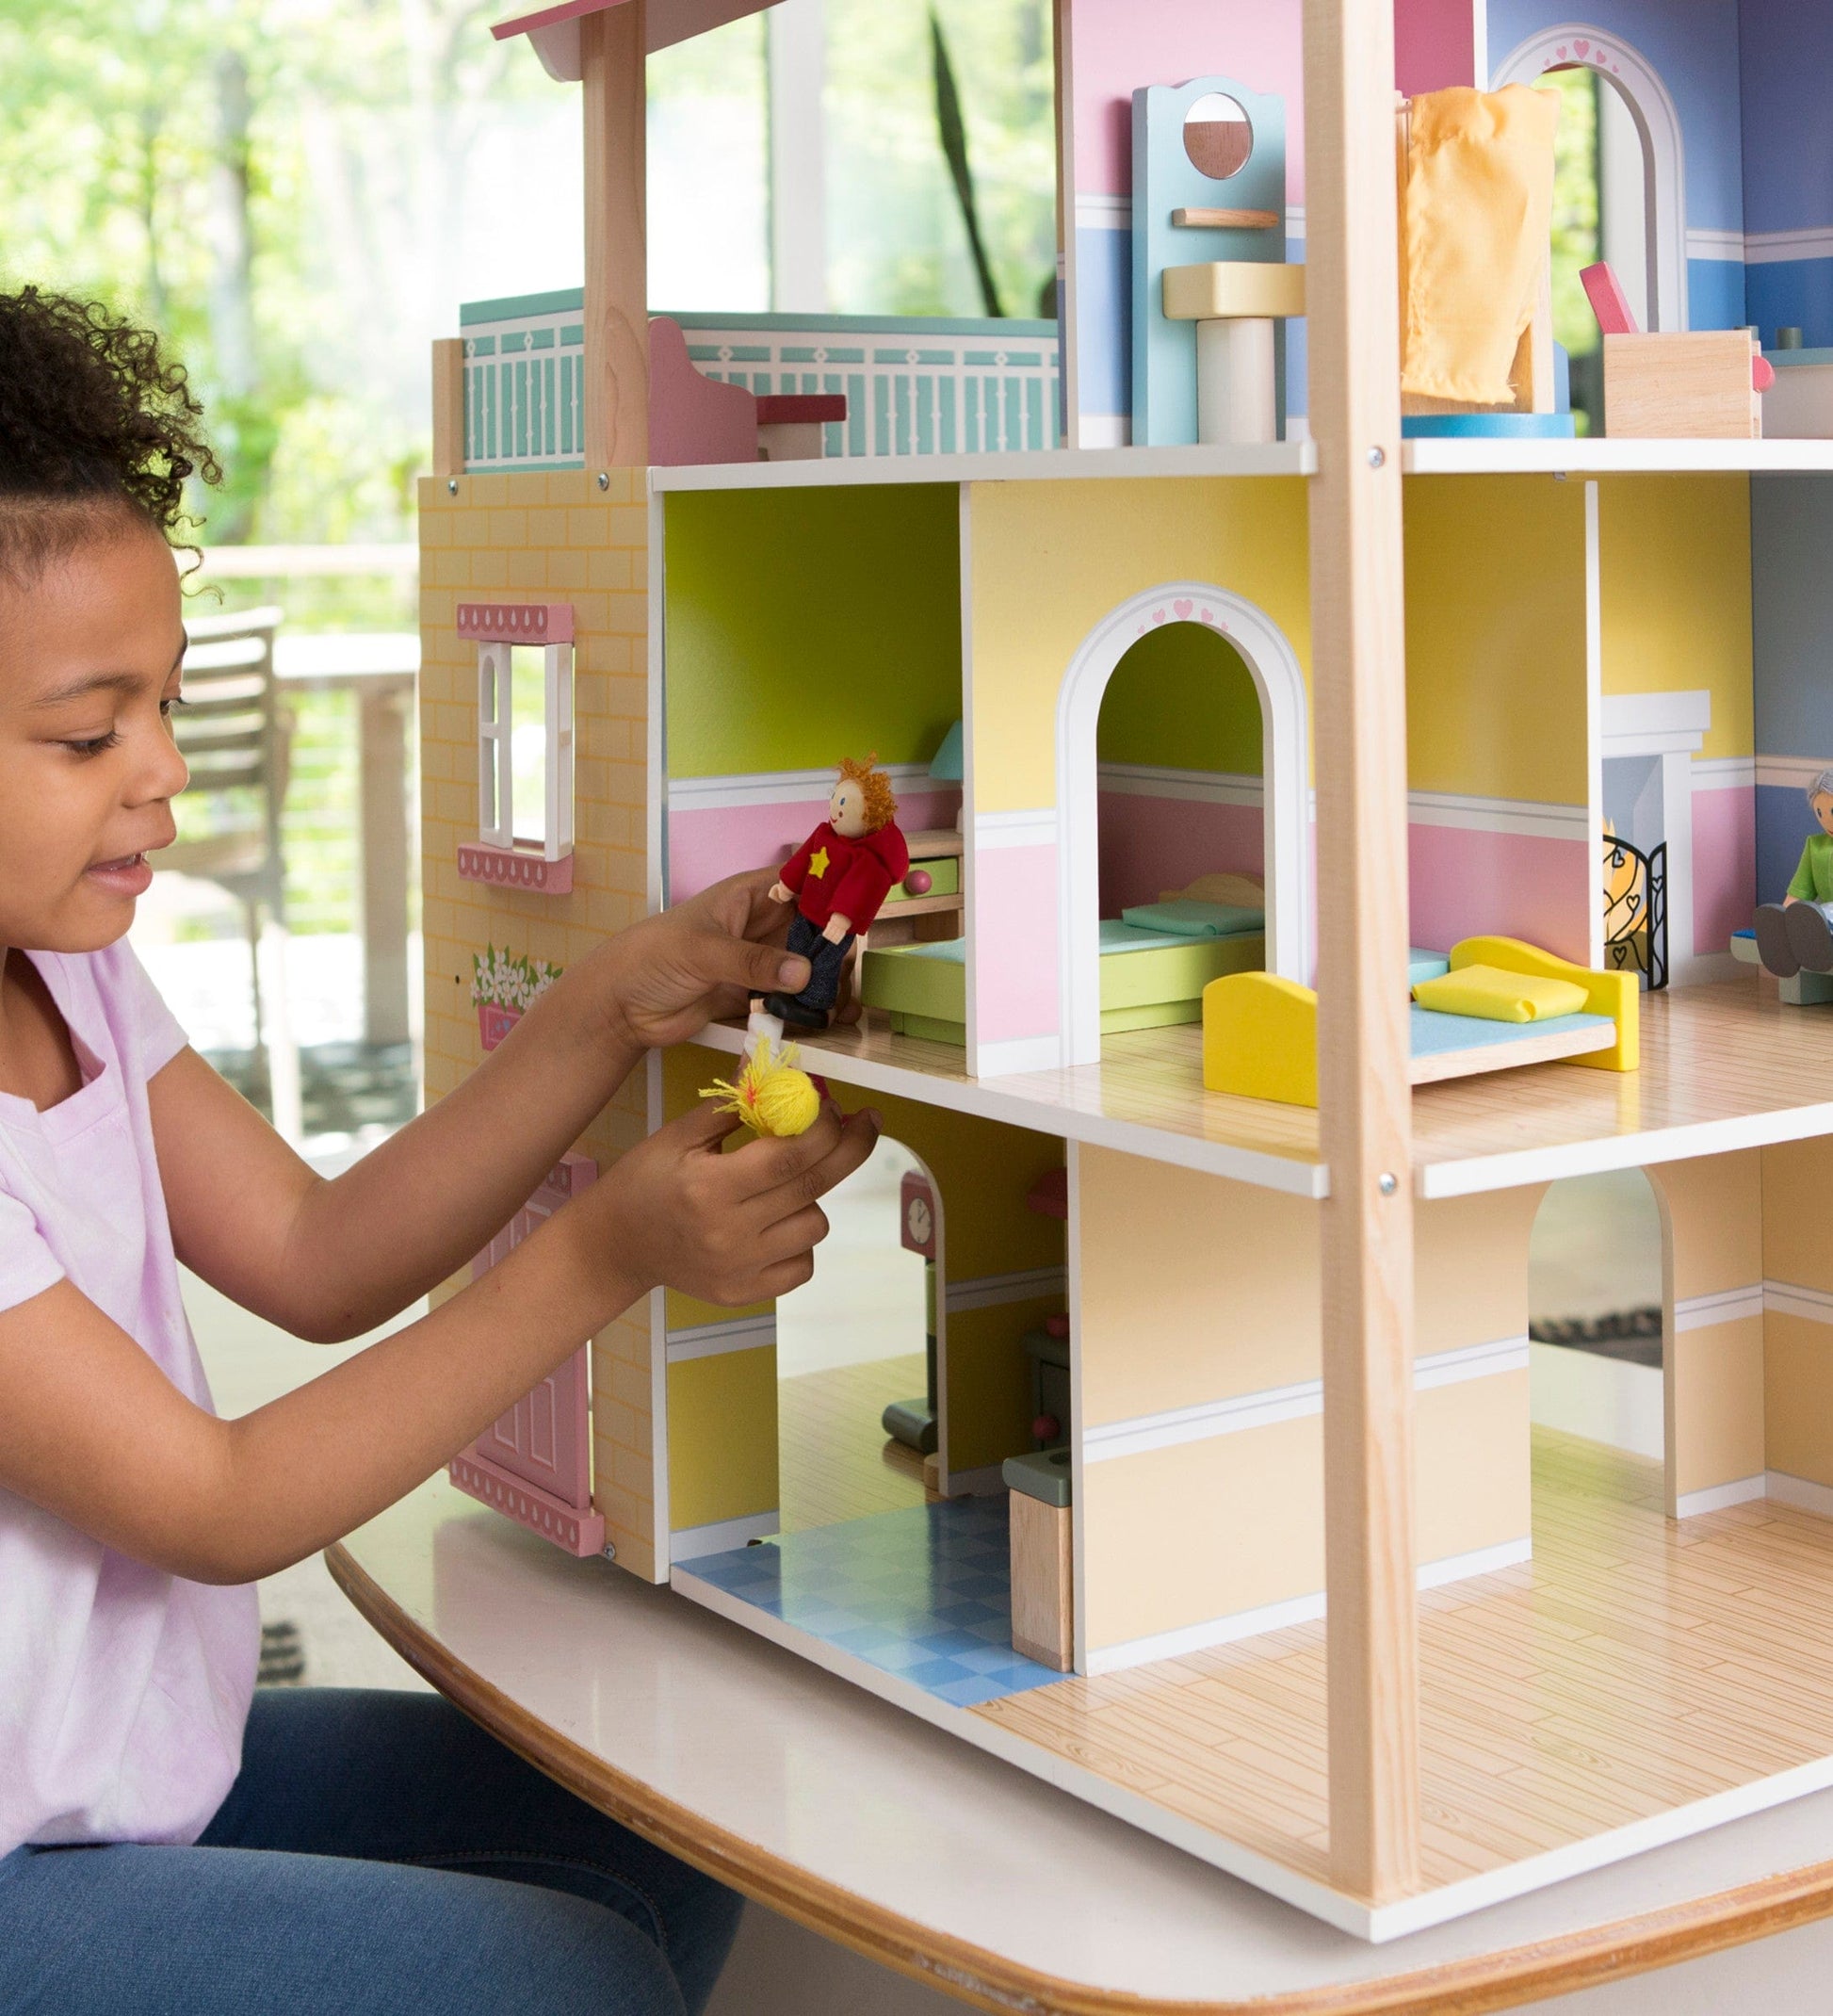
left=1555, top=44, right=1567, bottom=59
left=1574, top=37, right=1589, bottom=56
left=1174, top=597, right=1193, bottom=619
left=1200, top=607, right=1215, bottom=624
left=1152, top=608, right=1167, bottom=625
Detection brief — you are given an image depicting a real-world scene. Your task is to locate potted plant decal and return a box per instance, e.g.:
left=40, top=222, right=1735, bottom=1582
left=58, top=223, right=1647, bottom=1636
left=472, top=944, right=561, bottom=1051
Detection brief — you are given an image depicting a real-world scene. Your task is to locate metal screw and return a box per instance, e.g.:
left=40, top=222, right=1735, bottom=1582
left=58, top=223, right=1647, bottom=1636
left=602, top=1541, right=618, bottom=1562
left=1367, top=446, right=1386, bottom=468
left=446, top=479, right=458, bottom=495
left=1378, top=1172, right=1398, bottom=1195
left=597, top=471, right=610, bottom=491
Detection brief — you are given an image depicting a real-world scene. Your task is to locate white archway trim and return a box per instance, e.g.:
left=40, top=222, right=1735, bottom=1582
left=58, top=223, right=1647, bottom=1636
left=1492, top=24, right=1689, bottom=333
left=1055, top=583, right=1309, bottom=1068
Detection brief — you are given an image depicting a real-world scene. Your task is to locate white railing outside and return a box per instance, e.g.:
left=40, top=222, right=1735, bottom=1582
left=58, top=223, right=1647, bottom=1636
left=457, top=291, right=1062, bottom=473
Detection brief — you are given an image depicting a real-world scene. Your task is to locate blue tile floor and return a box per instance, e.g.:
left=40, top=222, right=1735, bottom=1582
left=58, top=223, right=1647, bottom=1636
left=682, top=1496, right=1065, bottom=1709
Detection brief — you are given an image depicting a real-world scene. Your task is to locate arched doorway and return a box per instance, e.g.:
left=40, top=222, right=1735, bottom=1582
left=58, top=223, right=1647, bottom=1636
left=772, top=1134, right=940, bottom=1534
left=1056, top=583, right=1308, bottom=1067
left=1529, top=1167, right=1671, bottom=1510
left=1493, top=24, right=1689, bottom=333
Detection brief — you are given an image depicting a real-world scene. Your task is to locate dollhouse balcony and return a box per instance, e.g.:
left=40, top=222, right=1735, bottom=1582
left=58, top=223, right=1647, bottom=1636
left=457, top=291, right=1062, bottom=473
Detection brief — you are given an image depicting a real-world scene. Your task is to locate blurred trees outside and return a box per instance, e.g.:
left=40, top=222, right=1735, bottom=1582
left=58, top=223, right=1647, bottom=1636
left=0, top=0, right=1057, bottom=555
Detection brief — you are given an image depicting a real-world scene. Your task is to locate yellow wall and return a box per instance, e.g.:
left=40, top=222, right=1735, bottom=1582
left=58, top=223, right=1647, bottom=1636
left=668, top=1347, right=779, bottom=1532
left=1403, top=476, right=1590, bottom=803
left=1654, top=1152, right=1766, bottom=1502
left=1075, top=1148, right=1532, bottom=1654
left=418, top=469, right=659, bottom=1577
left=965, top=477, right=1311, bottom=813
left=1597, top=476, right=1753, bottom=761
left=1081, top=1374, right=1530, bottom=1654
left=1763, top=1139, right=1833, bottom=1488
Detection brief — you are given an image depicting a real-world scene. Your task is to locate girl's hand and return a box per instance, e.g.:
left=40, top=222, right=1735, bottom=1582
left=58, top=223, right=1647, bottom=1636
left=584, top=870, right=813, bottom=1051
left=585, top=1097, right=880, bottom=1307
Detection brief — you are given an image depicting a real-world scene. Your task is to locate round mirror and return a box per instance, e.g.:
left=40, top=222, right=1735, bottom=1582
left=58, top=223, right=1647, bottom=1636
left=1183, top=92, right=1253, bottom=181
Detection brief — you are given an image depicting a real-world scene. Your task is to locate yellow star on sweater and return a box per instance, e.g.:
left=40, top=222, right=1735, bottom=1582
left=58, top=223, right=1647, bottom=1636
left=809, top=846, right=831, bottom=879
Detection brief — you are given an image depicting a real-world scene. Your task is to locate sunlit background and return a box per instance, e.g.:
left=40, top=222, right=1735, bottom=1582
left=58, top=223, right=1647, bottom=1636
left=0, top=0, right=1053, bottom=1148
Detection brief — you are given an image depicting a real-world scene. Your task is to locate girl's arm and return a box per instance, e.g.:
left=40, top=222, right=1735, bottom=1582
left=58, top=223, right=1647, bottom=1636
left=0, top=1100, right=877, bottom=1585
left=154, top=870, right=811, bottom=1343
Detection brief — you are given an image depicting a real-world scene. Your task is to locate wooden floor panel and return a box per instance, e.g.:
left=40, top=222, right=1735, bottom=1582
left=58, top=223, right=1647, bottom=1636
left=974, top=1429, right=1833, bottom=1903
left=776, top=1353, right=930, bottom=1535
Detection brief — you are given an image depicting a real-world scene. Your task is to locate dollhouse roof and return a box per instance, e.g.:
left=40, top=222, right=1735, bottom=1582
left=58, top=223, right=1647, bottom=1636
left=491, top=0, right=778, bottom=81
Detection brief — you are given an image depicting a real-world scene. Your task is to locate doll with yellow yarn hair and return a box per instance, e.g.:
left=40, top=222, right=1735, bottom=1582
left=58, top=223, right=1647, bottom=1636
left=758, top=755, right=909, bottom=1030
left=701, top=1036, right=821, bottom=1139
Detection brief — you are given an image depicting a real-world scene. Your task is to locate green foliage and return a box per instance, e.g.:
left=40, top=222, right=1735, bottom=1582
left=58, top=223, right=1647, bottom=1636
left=0, top=0, right=541, bottom=546
left=828, top=0, right=1055, bottom=318
left=1541, top=70, right=1601, bottom=360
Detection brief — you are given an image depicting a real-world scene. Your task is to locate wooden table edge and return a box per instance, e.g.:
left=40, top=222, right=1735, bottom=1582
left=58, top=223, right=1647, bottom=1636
left=326, top=1537, right=1833, bottom=2015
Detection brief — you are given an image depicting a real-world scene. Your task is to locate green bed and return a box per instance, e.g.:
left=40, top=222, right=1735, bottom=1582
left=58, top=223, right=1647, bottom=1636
left=859, top=916, right=1267, bottom=1046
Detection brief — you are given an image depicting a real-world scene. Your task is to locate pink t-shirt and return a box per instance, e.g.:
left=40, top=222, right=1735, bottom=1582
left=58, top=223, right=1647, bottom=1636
left=0, top=943, right=257, bottom=1856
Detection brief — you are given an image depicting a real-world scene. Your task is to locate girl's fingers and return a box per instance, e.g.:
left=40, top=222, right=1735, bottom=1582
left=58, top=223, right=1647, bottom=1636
left=736, top=1113, right=880, bottom=1232
left=750, top=1203, right=832, bottom=1268
left=750, top=1253, right=819, bottom=1302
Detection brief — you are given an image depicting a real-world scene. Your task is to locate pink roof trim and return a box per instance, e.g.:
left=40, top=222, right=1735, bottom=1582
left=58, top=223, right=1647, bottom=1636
left=491, top=0, right=619, bottom=44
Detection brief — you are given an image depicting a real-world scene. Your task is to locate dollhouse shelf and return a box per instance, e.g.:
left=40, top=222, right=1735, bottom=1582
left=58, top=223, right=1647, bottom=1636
left=704, top=976, right=1833, bottom=1206
left=649, top=440, right=1316, bottom=494
left=1403, top=437, right=1833, bottom=475
left=1414, top=980, right=1833, bottom=1197
left=695, top=1014, right=1329, bottom=1196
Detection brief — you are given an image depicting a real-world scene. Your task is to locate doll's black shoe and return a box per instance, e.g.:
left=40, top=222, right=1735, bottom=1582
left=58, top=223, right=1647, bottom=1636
left=1756, top=903, right=1800, bottom=976
left=765, top=992, right=828, bottom=1030
left=1787, top=902, right=1833, bottom=974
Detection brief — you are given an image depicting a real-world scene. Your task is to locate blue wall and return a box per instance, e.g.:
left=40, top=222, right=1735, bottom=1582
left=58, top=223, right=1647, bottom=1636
left=1489, top=0, right=1747, bottom=230
left=1752, top=475, right=1833, bottom=898
left=1737, top=0, right=1833, bottom=347
left=1737, top=0, right=1833, bottom=236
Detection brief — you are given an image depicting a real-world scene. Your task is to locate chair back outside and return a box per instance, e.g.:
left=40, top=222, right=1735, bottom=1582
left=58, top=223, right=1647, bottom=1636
left=164, top=604, right=289, bottom=914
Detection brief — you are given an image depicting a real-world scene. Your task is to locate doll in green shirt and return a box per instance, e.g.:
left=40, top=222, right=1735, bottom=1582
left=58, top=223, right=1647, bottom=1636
left=1755, top=770, right=1833, bottom=976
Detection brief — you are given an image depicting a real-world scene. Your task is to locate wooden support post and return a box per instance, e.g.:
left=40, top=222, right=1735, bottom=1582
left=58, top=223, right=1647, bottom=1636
left=582, top=0, right=649, bottom=467
left=1301, top=0, right=1421, bottom=1903
left=430, top=337, right=466, bottom=478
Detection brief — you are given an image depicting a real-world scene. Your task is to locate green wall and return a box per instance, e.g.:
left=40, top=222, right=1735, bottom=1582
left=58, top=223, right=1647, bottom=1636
left=664, top=486, right=963, bottom=779
left=1095, top=621, right=1262, bottom=774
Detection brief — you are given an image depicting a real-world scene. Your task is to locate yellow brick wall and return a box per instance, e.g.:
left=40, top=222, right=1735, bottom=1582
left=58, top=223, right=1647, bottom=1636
left=417, top=467, right=661, bottom=1579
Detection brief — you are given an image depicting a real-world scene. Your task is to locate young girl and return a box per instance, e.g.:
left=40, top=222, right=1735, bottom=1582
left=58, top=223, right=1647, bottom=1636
left=0, top=287, right=879, bottom=2014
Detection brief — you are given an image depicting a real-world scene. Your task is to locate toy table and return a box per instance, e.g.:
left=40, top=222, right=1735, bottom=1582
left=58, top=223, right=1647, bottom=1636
left=327, top=1474, right=1833, bottom=2013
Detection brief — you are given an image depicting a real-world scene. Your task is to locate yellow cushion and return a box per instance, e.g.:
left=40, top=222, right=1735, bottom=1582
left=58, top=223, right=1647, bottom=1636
left=1447, top=935, right=1638, bottom=1071
left=1413, top=963, right=1588, bottom=1023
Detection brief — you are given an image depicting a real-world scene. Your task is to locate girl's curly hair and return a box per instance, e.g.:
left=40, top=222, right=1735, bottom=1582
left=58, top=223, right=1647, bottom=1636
left=0, top=286, right=220, bottom=584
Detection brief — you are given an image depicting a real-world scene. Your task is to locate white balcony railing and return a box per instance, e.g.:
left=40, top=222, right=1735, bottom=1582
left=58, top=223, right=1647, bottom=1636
left=457, top=290, right=1062, bottom=474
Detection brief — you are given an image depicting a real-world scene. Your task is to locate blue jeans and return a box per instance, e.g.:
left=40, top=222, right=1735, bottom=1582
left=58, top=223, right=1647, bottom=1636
left=0, top=1689, right=741, bottom=2016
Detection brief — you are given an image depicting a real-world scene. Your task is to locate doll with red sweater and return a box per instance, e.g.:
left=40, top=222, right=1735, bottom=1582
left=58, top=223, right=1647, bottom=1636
left=763, top=755, right=909, bottom=1028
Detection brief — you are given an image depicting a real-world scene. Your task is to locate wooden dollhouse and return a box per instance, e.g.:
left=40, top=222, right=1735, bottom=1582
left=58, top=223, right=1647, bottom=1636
left=416, top=0, right=1833, bottom=1944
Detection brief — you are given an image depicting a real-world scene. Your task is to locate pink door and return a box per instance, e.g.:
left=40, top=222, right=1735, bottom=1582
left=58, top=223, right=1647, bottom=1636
left=448, top=1152, right=606, bottom=1555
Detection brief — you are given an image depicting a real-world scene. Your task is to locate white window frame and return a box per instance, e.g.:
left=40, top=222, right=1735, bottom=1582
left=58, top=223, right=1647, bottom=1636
left=475, top=637, right=575, bottom=863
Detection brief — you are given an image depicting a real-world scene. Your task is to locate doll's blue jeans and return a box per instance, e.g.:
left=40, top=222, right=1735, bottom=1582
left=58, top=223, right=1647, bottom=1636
left=0, top=1688, right=742, bottom=2016
left=786, top=911, right=853, bottom=1012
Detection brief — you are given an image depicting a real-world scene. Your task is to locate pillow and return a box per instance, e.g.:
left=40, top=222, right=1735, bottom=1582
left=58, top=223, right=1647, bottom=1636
left=1412, top=963, right=1589, bottom=1023
left=1160, top=871, right=1265, bottom=909
left=1123, top=898, right=1265, bottom=938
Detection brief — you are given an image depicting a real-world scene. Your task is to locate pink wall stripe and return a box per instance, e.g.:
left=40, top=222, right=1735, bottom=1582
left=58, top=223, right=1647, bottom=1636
left=974, top=844, right=1061, bottom=1045
left=1393, top=0, right=1478, bottom=94
left=666, top=789, right=961, bottom=905
left=1693, top=784, right=1756, bottom=958
left=1096, top=792, right=1264, bottom=914
left=1072, top=2, right=1305, bottom=201
left=1409, top=825, right=1594, bottom=966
